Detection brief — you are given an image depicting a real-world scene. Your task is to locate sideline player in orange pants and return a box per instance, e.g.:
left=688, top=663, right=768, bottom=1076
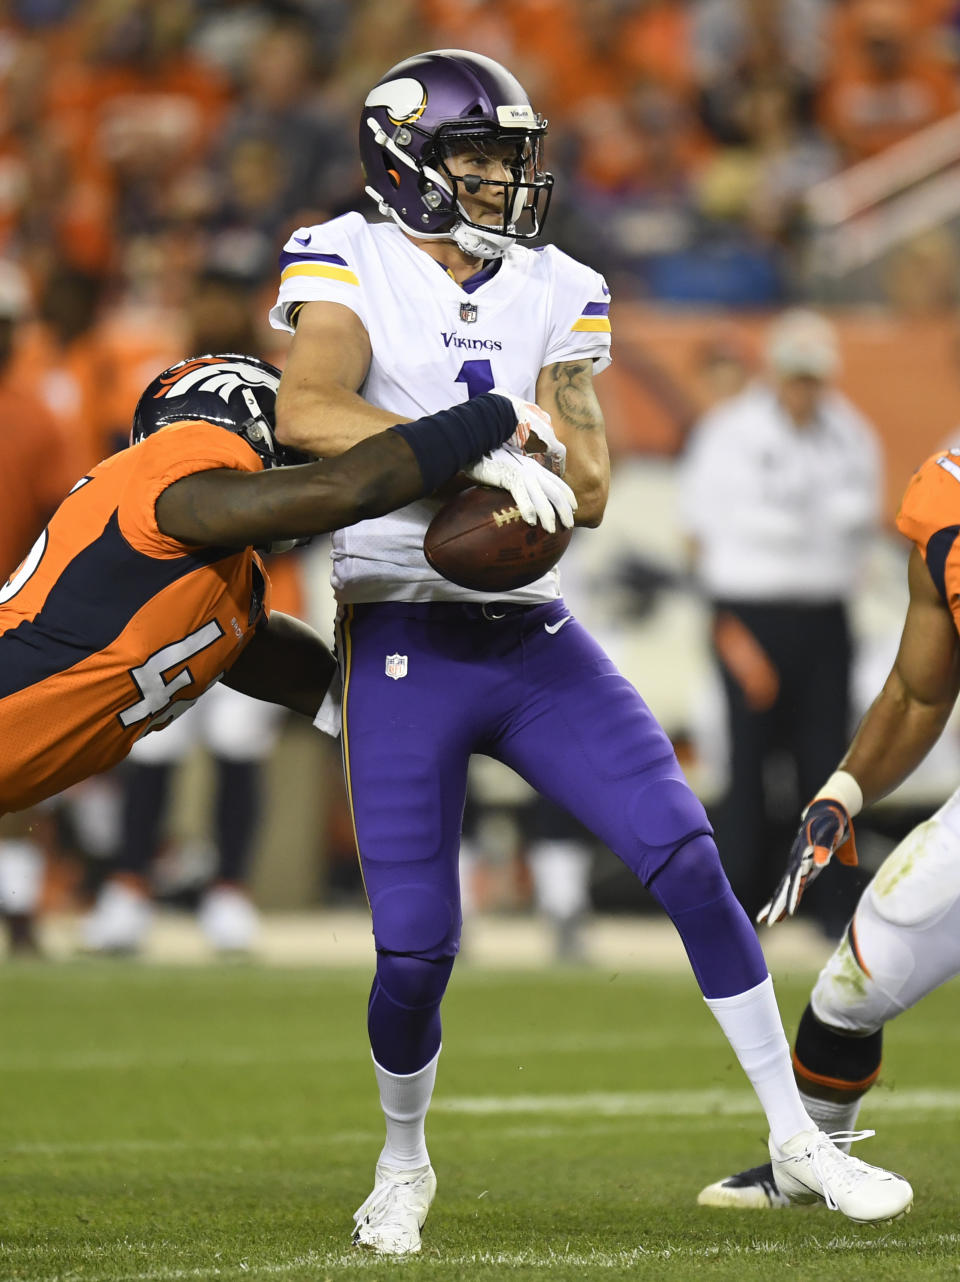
left=0, top=353, right=564, bottom=820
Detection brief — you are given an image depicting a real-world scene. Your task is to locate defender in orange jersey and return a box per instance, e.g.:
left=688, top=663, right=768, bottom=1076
left=701, top=445, right=960, bottom=1210
left=0, top=353, right=561, bottom=814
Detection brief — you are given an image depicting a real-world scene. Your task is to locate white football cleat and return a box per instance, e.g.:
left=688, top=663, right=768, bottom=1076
left=352, top=1161, right=437, bottom=1255
left=198, top=884, right=259, bottom=954
left=82, top=877, right=153, bottom=953
left=769, top=1129, right=913, bottom=1223
left=698, top=1161, right=791, bottom=1209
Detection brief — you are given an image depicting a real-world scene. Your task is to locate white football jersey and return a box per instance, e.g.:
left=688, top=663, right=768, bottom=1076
left=269, top=212, right=612, bottom=603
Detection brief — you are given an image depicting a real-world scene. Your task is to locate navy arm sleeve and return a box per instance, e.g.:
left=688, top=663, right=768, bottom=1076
left=388, top=394, right=516, bottom=492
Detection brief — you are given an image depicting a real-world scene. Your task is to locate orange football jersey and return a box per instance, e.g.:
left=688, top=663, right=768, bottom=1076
left=0, top=420, right=271, bottom=813
left=897, top=449, right=960, bottom=621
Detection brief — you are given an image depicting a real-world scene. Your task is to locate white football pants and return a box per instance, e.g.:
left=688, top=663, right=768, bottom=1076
left=812, top=786, right=960, bottom=1034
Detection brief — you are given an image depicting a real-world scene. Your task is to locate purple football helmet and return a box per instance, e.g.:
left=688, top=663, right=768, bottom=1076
left=359, top=49, right=553, bottom=259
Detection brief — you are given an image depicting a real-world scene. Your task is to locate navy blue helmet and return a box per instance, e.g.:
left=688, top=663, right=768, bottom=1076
left=131, top=354, right=308, bottom=469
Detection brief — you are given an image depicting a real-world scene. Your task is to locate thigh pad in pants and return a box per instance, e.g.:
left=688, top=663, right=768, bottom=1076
left=812, top=806, right=960, bottom=1033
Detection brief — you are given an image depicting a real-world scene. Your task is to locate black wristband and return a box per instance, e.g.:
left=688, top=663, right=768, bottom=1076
left=388, top=394, right=516, bottom=492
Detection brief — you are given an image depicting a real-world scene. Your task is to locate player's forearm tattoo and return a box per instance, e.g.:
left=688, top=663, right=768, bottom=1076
left=546, top=361, right=603, bottom=431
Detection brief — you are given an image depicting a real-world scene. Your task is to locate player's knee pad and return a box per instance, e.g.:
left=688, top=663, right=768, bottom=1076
left=793, top=1001, right=882, bottom=1100
left=369, top=880, right=460, bottom=958
left=866, top=808, right=960, bottom=929
left=647, top=830, right=767, bottom=997
left=374, top=950, right=454, bottom=1011
left=813, top=806, right=960, bottom=1033
left=629, top=777, right=713, bottom=882
left=647, top=830, right=730, bottom=915
left=810, top=913, right=900, bottom=1034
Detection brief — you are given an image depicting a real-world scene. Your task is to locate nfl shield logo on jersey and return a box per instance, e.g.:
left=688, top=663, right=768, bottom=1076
left=385, top=652, right=408, bottom=680
left=459, top=301, right=478, bottom=324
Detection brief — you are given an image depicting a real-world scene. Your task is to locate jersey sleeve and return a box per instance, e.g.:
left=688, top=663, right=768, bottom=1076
left=117, top=420, right=263, bottom=559
left=268, top=212, right=368, bottom=334
left=541, top=247, right=612, bottom=375
left=896, top=451, right=960, bottom=598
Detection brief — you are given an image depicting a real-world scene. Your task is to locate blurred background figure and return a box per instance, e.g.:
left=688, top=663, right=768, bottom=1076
left=690, top=324, right=756, bottom=410
left=678, top=310, right=882, bottom=935
left=460, top=778, right=595, bottom=964
left=0, top=259, right=81, bottom=954
left=81, top=681, right=289, bottom=956
left=820, top=0, right=960, bottom=164
left=3, top=0, right=960, bottom=956
left=81, top=264, right=307, bottom=955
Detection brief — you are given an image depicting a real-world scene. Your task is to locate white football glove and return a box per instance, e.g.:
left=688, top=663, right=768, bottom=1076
left=463, top=447, right=577, bottom=533
left=490, top=387, right=566, bottom=476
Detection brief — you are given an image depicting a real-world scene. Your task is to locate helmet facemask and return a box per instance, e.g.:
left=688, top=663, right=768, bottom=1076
left=426, top=124, right=553, bottom=257
left=235, top=386, right=310, bottom=471
left=363, top=114, right=553, bottom=259
left=228, top=386, right=311, bottom=553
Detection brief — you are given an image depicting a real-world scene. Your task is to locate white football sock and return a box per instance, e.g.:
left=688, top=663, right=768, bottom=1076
left=799, top=1090, right=864, bottom=1151
left=705, top=976, right=815, bottom=1148
left=0, top=840, right=44, bottom=913
left=373, top=1046, right=440, bottom=1170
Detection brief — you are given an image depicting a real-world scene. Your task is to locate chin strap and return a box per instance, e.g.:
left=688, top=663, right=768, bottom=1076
left=365, top=190, right=513, bottom=261
left=450, top=223, right=513, bottom=259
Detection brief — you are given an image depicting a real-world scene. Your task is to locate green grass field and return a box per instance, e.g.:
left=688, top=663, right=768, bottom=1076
left=2, top=957, right=959, bottom=1281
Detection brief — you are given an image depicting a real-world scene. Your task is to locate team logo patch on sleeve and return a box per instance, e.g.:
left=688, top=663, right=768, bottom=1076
left=385, top=653, right=408, bottom=680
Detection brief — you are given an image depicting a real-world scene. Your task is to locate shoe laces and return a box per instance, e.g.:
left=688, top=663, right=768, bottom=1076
left=354, top=1167, right=429, bottom=1229
left=803, top=1129, right=877, bottom=1211
left=355, top=1181, right=399, bottom=1228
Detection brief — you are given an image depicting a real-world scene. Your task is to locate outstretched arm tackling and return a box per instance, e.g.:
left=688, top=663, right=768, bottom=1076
left=536, top=359, right=609, bottom=527
left=759, top=545, right=960, bottom=925
left=842, top=546, right=960, bottom=804
left=155, top=394, right=519, bottom=550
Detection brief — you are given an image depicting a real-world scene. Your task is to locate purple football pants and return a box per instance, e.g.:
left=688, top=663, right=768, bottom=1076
left=338, top=599, right=767, bottom=1073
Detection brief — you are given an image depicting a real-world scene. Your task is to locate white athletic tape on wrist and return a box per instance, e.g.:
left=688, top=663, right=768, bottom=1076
left=815, top=770, right=863, bottom=819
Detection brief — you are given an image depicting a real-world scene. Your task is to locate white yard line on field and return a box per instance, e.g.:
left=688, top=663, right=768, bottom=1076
left=5, top=1088, right=954, bottom=1158
left=434, top=1087, right=960, bottom=1116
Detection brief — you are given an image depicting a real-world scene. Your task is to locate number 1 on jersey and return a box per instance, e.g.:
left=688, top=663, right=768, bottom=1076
left=455, top=359, right=494, bottom=400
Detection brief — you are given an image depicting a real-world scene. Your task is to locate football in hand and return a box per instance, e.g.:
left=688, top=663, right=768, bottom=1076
left=424, top=485, right=573, bottom=592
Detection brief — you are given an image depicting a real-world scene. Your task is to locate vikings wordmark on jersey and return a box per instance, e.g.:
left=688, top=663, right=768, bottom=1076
left=270, top=212, right=611, bottom=605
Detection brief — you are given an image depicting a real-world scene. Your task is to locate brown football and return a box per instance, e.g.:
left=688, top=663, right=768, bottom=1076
left=424, top=485, right=573, bottom=592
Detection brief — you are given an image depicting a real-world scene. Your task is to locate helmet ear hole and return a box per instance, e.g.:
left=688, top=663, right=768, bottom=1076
left=387, top=168, right=401, bottom=188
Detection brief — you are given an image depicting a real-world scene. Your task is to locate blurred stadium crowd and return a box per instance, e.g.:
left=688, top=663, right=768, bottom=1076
left=5, top=0, right=960, bottom=956
left=7, top=0, right=960, bottom=337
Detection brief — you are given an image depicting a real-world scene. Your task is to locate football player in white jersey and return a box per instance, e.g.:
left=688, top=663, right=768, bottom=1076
left=700, top=447, right=960, bottom=1209
left=270, top=49, right=912, bottom=1255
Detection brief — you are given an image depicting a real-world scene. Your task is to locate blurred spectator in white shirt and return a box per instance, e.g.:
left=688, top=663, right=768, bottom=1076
left=678, top=309, right=882, bottom=935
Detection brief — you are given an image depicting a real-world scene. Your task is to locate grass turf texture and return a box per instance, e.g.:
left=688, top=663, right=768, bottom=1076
left=1, top=961, right=958, bottom=1281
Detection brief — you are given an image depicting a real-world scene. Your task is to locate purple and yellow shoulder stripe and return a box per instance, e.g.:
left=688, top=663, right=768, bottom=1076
left=279, top=249, right=359, bottom=287
left=571, top=300, right=611, bottom=334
